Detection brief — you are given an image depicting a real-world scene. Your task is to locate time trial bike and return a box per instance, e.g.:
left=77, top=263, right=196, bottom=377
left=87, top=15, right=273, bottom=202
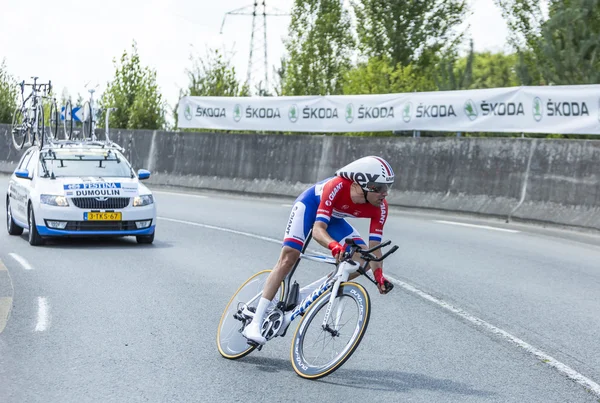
left=216, top=235, right=397, bottom=379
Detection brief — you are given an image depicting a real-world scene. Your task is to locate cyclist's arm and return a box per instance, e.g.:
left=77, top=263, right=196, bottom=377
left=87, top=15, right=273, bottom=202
left=312, top=221, right=336, bottom=249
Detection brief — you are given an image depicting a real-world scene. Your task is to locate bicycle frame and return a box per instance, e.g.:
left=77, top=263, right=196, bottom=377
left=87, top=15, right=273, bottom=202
left=247, top=232, right=396, bottom=340
left=17, top=77, right=48, bottom=146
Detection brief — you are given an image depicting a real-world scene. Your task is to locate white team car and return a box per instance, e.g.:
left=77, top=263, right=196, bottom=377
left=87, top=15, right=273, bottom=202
left=6, top=140, right=157, bottom=246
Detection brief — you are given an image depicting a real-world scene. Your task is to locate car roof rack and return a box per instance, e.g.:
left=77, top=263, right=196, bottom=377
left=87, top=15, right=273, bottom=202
left=41, top=139, right=124, bottom=153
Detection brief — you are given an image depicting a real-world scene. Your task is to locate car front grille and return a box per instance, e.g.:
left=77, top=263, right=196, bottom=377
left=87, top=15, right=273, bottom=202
left=65, top=221, right=138, bottom=231
left=71, top=197, right=130, bottom=209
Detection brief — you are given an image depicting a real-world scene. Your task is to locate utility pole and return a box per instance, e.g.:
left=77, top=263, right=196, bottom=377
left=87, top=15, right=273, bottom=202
left=220, top=1, right=288, bottom=95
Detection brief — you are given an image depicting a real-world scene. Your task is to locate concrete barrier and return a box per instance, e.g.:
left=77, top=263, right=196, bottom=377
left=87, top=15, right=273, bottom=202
left=1, top=124, right=599, bottom=231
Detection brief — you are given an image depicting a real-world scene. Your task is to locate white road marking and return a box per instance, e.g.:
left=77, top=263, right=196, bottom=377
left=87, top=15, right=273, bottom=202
left=35, top=297, right=49, bottom=332
left=435, top=220, right=520, bottom=233
left=158, top=217, right=281, bottom=244
left=161, top=215, right=600, bottom=398
left=152, top=190, right=208, bottom=199
left=389, top=278, right=600, bottom=398
left=9, top=253, right=34, bottom=270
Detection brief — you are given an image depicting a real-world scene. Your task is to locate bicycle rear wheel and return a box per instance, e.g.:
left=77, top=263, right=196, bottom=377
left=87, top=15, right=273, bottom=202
left=63, top=101, right=73, bottom=140
left=48, top=101, right=58, bottom=141
left=82, top=102, right=93, bottom=140
left=35, top=104, right=45, bottom=148
left=217, top=270, right=284, bottom=360
left=290, top=282, right=371, bottom=379
left=11, top=107, right=28, bottom=149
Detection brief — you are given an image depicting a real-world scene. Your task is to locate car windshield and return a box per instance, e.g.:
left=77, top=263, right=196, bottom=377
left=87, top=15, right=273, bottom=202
left=39, top=149, right=133, bottom=178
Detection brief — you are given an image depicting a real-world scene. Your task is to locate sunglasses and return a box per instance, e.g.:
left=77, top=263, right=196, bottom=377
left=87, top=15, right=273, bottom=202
left=365, top=182, right=391, bottom=193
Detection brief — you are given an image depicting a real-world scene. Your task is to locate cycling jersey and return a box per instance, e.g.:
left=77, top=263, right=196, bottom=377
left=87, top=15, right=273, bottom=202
left=282, top=176, right=388, bottom=251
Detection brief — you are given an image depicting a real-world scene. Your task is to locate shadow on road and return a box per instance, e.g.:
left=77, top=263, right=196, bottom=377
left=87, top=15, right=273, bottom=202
left=235, top=356, right=494, bottom=398
left=17, top=234, right=173, bottom=250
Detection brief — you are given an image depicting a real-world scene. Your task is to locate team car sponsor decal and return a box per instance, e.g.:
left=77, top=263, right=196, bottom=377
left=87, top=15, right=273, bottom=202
left=63, top=182, right=138, bottom=197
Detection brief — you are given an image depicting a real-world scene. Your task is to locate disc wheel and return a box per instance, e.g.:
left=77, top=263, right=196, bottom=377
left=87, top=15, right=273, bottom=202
left=217, top=270, right=284, bottom=359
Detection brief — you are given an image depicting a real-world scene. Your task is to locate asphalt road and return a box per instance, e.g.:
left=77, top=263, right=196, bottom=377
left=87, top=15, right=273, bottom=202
left=1, top=175, right=600, bottom=402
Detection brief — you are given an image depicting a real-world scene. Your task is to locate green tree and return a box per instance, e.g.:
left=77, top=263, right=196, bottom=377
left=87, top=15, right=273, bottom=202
left=537, top=0, right=600, bottom=84
left=99, top=41, right=166, bottom=130
left=431, top=40, right=474, bottom=90
left=493, top=0, right=548, bottom=85
left=184, top=48, right=249, bottom=97
left=0, top=60, right=18, bottom=124
left=343, top=56, right=436, bottom=94
left=352, top=0, right=468, bottom=68
left=283, top=0, right=355, bottom=95
left=453, top=49, right=519, bottom=89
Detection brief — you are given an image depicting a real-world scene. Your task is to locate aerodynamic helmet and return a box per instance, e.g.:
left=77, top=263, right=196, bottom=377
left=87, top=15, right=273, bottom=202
left=335, top=156, right=395, bottom=193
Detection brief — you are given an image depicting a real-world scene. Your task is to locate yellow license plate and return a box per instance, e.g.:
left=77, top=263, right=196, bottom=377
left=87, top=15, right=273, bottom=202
left=84, top=212, right=122, bottom=221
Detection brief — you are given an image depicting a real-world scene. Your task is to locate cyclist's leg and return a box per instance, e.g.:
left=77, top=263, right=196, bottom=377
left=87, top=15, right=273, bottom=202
left=243, top=198, right=316, bottom=344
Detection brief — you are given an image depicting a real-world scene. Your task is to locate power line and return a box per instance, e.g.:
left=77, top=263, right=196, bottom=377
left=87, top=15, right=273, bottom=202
left=220, top=1, right=288, bottom=95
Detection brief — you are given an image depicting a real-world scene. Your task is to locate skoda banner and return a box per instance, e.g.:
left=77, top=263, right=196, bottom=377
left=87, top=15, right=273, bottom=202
left=177, top=85, right=600, bottom=134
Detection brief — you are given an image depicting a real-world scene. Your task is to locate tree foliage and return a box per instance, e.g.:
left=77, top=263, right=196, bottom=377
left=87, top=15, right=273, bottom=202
left=352, top=0, right=468, bottom=68
left=184, top=48, right=249, bottom=97
left=99, top=41, right=166, bottom=131
left=283, top=0, right=355, bottom=95
left=343, top=57, right=436, bottom=94
left=0, top=60, right=17, bottom=124
left=537, top=0, right=600, bottom=84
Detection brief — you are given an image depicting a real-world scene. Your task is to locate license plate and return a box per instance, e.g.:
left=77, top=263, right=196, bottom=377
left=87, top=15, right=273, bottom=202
left=84, top=212, right=122, bottom=221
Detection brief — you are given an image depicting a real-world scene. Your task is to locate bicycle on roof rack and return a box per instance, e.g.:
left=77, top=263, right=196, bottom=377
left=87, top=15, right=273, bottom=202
left=217, top=235, right=398, bottom=379
left=63, top=84, right=116, bottom=144
left=11, top=77, right=56, bottom=150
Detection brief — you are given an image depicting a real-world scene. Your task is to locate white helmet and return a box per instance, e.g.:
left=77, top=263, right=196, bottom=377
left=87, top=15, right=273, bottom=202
left=335, top=156, right=395, bottom=192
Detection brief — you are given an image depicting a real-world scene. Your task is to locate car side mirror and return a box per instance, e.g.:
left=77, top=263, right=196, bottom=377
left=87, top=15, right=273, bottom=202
left=138, top=169, right=151, bottom=180
left=15, top=169, right=30, bottom=179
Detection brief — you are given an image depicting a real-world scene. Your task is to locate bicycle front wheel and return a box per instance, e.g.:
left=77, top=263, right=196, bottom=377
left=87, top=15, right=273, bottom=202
left=217, top=270, right=284, bottom=360
left=290, top=282, right=371, bottom=379
left=11, top=107, right=27, bottom=149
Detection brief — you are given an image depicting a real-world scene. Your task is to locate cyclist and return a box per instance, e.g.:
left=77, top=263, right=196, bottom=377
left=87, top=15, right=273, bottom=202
left=243, top=156, right=395, bottom=345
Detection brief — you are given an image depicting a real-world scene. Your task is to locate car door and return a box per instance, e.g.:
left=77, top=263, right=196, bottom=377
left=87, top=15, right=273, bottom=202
left=10, top=148, right=35, bottom=224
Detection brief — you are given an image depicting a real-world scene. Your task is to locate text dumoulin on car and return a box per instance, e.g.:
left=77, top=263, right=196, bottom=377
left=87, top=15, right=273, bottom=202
left=6, top=140, right=157, bottom=245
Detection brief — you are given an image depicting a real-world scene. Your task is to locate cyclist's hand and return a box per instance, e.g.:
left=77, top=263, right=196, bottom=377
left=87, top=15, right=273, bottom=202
left=328, top=241, right=344, bottom=262
left=373, top=268, right=394, bottom=294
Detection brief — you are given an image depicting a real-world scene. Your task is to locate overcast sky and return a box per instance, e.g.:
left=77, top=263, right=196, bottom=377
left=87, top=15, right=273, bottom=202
left=1, top=0, right=519, bottom=120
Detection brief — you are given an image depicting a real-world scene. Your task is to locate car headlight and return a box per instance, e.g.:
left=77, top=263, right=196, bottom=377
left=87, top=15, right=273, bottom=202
left=133, top=194, right=154, bottom=207
left=40, top=194, right=69, bottom=207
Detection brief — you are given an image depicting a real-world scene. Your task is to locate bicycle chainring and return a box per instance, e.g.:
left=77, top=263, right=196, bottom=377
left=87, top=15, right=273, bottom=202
left=262, top=309, right=284, bottom=341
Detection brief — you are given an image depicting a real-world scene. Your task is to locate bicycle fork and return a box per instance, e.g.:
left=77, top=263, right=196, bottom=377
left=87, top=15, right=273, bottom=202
left=276, top=260, right=357, bottom=338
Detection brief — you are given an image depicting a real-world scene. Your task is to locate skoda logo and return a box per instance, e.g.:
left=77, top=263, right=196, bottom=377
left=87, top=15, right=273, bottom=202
left=288, top=104, right=299, bottom=123
left=533, top=97, right=543, bottom=122
left=184, top=104, right=193, bottom=121
left=402, top=102, right=412, bottom=123
left=233, top=104, right=242, bottom=122
left=95, top=197, right=108, bottom=201
left=464, top=99, right=478, bottom=121
left=345, top=103, right=354, bottom=123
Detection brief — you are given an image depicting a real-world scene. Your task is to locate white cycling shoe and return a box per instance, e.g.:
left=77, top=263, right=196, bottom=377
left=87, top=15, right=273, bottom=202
left=242, top=321, right=266, bottom=345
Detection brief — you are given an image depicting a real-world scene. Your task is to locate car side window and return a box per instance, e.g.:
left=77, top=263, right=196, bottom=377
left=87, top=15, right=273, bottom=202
left=17, top=149, right=34, bottom=170
left=24, top=151, right=38, bottom=176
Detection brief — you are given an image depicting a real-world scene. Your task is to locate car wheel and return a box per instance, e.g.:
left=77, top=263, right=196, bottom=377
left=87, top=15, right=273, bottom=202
left=28, top=203, right=44, bottom=246
left=6, top=197, right=24, bottom=236
left=136, top=231, right=154, bottom=244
